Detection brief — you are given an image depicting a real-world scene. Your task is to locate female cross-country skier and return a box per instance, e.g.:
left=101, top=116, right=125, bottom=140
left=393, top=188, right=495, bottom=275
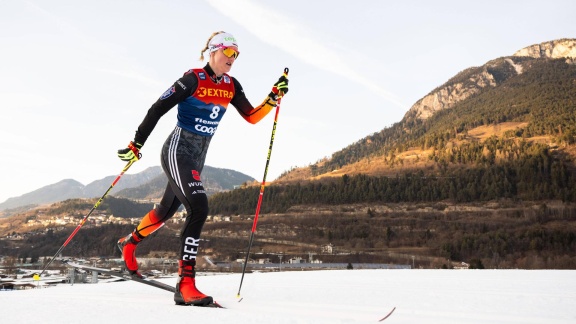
left=116, top=31, right=288, bottom=306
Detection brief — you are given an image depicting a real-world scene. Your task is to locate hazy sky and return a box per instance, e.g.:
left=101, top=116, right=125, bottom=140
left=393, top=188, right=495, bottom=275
left=1, top=0, right=574, bottom=203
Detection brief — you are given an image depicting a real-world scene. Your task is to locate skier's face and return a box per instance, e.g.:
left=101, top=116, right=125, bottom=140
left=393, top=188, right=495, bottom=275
left=210, top=46, right=238, bottom=76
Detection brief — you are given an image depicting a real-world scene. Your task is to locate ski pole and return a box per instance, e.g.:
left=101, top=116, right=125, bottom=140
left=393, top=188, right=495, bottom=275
left=34, top=158, right=139, bottom=279
left=237, top=67, right=289, bottom=299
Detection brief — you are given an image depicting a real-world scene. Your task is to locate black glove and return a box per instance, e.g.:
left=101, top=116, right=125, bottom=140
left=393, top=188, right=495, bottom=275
left=117, top=141, right=143, bottom=162
left=269, top=75, right=289, bottom=100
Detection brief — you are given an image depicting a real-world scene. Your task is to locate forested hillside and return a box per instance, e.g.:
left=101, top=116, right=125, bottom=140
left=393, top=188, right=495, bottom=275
left=211, top=58, right=576, bottom=213
left=285, top=58, right=576, bottom=178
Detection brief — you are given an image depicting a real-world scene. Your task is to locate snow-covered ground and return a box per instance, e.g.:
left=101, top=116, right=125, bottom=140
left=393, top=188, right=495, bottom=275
left=1, top=269, right=574, bottom=324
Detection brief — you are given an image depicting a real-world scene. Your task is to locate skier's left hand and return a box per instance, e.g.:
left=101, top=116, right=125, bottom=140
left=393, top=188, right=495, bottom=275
left=269, top=75, right=289, bottom=100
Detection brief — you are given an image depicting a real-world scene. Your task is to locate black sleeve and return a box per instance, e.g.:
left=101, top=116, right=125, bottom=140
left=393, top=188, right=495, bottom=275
left=133, top=72, right=198, bottom=145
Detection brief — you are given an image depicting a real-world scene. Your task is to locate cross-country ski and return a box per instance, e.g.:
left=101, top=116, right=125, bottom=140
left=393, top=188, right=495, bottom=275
left=378, top=307, right=396, bottom=321
left=64, top=261, right=224, bottom=308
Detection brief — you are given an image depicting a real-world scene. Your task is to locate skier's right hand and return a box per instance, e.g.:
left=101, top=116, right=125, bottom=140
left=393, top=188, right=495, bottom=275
left=117, top=141, right=142, bottom=162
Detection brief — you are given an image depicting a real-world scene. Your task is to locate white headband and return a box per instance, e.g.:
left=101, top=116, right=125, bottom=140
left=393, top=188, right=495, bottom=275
left=209, top=32, right=238, bottom=53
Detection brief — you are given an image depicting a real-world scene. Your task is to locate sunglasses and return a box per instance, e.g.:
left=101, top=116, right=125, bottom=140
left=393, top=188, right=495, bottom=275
left=221, top=46, right=240, bottom=59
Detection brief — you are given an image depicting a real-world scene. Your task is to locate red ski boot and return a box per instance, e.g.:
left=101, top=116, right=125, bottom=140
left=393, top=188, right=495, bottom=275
left=117, top=232, right=143, bottom=278
left=174, top=260, right=213, bottom=306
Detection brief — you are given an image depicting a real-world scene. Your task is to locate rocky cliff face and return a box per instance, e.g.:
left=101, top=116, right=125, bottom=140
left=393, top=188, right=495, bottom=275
left=407, top=39, right=576, bottom=121
left=409, top=68, right=497, bottom=120
left=513, top=38, right=576, bottom=59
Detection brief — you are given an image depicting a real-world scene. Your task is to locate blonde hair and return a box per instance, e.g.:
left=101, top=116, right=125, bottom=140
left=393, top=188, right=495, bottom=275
left=199, top=31, right=226, bottom=61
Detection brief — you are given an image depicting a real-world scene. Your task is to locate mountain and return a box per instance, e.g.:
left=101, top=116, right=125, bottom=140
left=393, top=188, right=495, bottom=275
left=209, top=38, right=576, bottom=215
left=0, top=166, right=255, bottom=213
left=276, top=38, right=576, bottom=182
left=0, top=179, right=86, bottom=212
left=114, top=165, right=255, bottom=200
left=84, top=166, right=163, bottom=198
left=407, top=38, right=576, bottom=121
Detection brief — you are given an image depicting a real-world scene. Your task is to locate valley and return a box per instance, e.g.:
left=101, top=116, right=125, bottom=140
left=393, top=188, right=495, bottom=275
left=1, top=198, right=575, bottom=271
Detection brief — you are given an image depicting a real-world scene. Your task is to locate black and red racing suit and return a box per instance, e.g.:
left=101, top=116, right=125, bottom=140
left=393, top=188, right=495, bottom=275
left=131, top=63, right=276, bottom=261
